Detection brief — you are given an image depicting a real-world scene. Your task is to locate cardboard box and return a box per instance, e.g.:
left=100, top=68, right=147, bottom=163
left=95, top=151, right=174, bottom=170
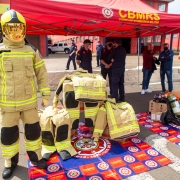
left=151, top=112, right=162, bottom=122
left=149, top=100, right=167, bottom=113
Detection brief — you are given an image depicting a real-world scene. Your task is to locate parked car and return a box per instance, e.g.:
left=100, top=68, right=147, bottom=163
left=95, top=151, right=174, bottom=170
left=48, top=42, right=71, bottom=54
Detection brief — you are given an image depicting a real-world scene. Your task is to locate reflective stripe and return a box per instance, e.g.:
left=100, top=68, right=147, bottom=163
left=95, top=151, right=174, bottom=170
left=106, top=102, right=117, bottom=129
left=99, top=106, right=106, bottom=112
left=42, top=145, right=56, bottom=152
left=75, top=90, right=106, bottom=96
left=94, top=129, right=103, bottom=134
left=67, top=109, right=80, bottom=118
left=34, top=60, right=45, bottom=69
left=0, top=97, right=37, bottom=107
left=85, top=108, right=99, bottom=117
left=0, top=57, right=6, bottom=101
left=30, top=78, right=36, bottom=98
left=1, top=143, right=20, bottom=157
left=25, top=137, right=42, bottom=151
left=39, top=88, right=50, bottom=95
left=55, top=140, right=71, bottom=151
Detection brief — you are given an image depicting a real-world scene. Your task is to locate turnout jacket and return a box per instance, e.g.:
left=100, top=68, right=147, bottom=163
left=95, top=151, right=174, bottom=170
left=0, top=37, right=50, bottom=112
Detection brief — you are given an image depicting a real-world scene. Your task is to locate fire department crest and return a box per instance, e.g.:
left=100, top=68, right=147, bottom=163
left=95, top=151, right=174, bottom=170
left=72, top=136, right=111, bottom=158
left=67, top=169, right=80, bottom=178
left=102, top=7, right=114, bottom=19
left=47, top=164, right=60, bottom=172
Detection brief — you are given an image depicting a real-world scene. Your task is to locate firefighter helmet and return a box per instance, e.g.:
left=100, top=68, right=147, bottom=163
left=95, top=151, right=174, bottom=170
left=0, top=10, right=26, bottom=43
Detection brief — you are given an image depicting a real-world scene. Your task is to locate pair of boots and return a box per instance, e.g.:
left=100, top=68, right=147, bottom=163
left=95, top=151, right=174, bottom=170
left=2, top=159, right=47, bottom=179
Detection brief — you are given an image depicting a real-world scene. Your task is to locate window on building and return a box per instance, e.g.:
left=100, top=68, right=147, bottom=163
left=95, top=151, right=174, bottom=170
left=155, top=35, right=161, bottom=42
left=158, top=3, right=166, bottom=12
left=94, top=36, right=98, bottom=40
left=147, top=36, right=153, bottom=42
left=173, top=34, right=178, bottom=38
left=80, top=36, right=82, bottom=42
left=145, top=1, right=154, bottom=7
left=166, top=34, right=170, bottom=39
left=89, top=36, right=93, bottom=40
left=76, top=37, right=78, bottom=42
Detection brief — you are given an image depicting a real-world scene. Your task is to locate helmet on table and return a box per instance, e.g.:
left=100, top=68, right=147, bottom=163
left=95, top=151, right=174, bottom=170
left=0, top=10, right=26, bottom=43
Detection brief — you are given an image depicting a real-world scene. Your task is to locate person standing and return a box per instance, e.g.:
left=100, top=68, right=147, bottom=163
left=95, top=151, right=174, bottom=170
left=141, top=43, right=159, bottom=95
left=65, top=40, right=77, bottom=70
left=158, top=43, right=174, bottom=92
left=108, top=39, right=126, bottom=103
left=96, top=40, right=103, bottom=67
left=76, top=39, right=93, bottom=73
left=100, top=40, right=113, bottom=95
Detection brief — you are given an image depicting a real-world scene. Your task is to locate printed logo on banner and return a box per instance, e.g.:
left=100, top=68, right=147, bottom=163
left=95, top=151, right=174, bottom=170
left=147, top=149, right=159, bottom=157
left=119, top=167, right=132, bottom=176
left=145, top=160, right=158, bottom=168
left=102, top=8, right=114, bottom=19
left=129, top=162, right=149, bottom=174
left=47, top=164, right=60, bottom=173
left=97, top=162, right=109, bottom=171
left=128, top=146, right=139, bottom=153
left=144, top=124, right=153, bottom=128
left=136, top=143, right=151, bottom=150
left=67, top=169, right=80, bottom=178
left=123, top=155, right=136, bottom=163
left=160, top=127, right=169, bottom=130
left=33, top=177, right=47, bottom=180
left=107, top=157, right=126, bottom=168
left=131, top=138, right=142, bottom=144
left=154, top=155, right=172, bottom=166
left=134, top=151, right=151, bottom=161
left=100, top=170, right=121, bottom=180
left=80, top=164, right=98, bottom=176
left=177, top=134, right=180, bottom=139
left=146, top=120, right=153, bottom=123
left=89, top=176, right=103, bottom=180
left=159, top=132, right=169, bottom=137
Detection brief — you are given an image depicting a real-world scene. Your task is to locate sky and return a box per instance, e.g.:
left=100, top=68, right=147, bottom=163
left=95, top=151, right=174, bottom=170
left=168, top=0, right=180, bottom=14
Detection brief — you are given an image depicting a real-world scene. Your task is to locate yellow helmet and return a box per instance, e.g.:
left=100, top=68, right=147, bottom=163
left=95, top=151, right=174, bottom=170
left=1, top=10, right=26, bottom=43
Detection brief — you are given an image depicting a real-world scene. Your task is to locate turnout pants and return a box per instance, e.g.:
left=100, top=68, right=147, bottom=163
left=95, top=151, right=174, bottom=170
left=0, top=108, right=42, bottom=168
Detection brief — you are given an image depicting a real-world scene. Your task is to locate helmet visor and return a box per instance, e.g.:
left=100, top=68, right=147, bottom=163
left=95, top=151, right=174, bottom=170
left=3, top=23, right=26, bottom=42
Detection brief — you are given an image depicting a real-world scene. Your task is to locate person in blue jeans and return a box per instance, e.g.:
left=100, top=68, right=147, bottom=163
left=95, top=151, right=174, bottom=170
left=158, top=43, right=174, bottom=93
left=96, top=41, right=103, bottom=67
left=141, top=43, right=159, bottom=95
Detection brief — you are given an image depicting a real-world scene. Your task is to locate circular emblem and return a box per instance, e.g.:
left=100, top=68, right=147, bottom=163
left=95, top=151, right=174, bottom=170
left=128, top=146, right=139, bottom=153
left=145, top=160, right=158, bottom=168
left=147, top=149, right=159, bottom=156
left=47, top=164, right=60, bottom=173
left=102, top=8, right=113, bottom=19
left=89, top=176, right=102, bottom=180
left=35, top=178, right=46, bottom=180
left=67, top=169, right=80, bottom=178
left=159, top=132, right=169, bottom=137
left=160, top=127, right=169, bottom=130
left=72, top=137, right=111, bottom=159
left=131, top=138, right=141, bottom=144
left=146, top=119, right=153, bottom=123
left=119, top=167, right=132, bottom=176
left=177, top=135, right=180, bottom=139
left=144, top=124, right=153, bottom=128
left=124, top=155, right=135, bottom=163
left=177, top=142, right=180, bottom=146
left=97, top=162, right=109, bottom=170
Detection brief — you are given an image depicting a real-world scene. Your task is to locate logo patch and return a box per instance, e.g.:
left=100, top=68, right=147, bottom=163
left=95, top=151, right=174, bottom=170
left=147, top=149, right=159, bottom=156
left=89, top=176, right=103, bottom=180
left=144, top=124, right=153, bottom=128
left=128, top=146, right=139, bottom=153
left=160, top=127, right=169, bottom=130
left=97, top=162, right=109, bottom=170
left=67, top=169, right=80, bottom=178
left=145, top=160, right=158, bottom=168
left=102, top=8, right=114, bottom=19
left=159, top=132, right=169, bottom=137
left=131, top=138, right=141, bottom=144
left=119, top=167, right=132, bottom=176
left=47, top=164, right=60, bottom=173
left=123, top=155, right=135, bottom=163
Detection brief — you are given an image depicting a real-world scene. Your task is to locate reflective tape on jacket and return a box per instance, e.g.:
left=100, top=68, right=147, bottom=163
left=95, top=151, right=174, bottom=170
left=42, top=145, right=56, bottom=152
left=39, top=88, right=51, bottom=96
left=25, top=137, right=42, bottom=151
left=55, top=140, right=71, bottom=152
left=106, top=102, right=117, bottom=129
left=94, top=128, right=104, bottom=135
left=84, top=108, right=99, bottom=117
left=67, top=109, right=80, bottom=118
left=1, top=143, right=20, bottom=157
left=34, top=60, right=45, bottom=69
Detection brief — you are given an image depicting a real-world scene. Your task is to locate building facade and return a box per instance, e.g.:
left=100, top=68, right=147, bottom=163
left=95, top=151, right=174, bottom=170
left=50, top=0, right=178, bottom=54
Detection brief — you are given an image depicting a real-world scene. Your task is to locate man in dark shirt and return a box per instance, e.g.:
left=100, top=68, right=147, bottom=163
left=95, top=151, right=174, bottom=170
left=76, top=39, right=93, bottom=73
left=65, top=40, right=77, bottom=70
left=108, top=38, right=126, bottom=103
left=100, top=40, right=113, bottom=95
left=158, top=43, right=174, bottom=92
left=96, top=41, right=103, bottom=67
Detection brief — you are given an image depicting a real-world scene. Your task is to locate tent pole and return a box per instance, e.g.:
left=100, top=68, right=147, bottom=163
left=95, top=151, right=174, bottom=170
left=138, top=37, right=140, bottom=86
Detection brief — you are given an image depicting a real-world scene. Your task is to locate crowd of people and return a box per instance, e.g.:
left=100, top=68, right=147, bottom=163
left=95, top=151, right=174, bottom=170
left=65, top=39, right=174, bottom=103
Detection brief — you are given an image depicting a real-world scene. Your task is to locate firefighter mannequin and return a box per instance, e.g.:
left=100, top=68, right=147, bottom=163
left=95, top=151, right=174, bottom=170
left=0, top=10, right=51, bottom=179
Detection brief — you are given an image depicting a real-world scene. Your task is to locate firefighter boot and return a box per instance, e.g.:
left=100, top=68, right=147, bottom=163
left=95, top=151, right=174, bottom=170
left=2, top=166, right=16, bottom=179
left=31, top=159, right=47, bottom=169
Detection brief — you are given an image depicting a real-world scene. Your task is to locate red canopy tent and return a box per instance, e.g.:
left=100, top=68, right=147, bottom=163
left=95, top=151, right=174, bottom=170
left=10, top=0, right=180, bottom=37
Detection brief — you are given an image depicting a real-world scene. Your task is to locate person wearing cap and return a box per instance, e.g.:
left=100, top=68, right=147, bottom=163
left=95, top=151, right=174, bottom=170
left=141, top=43, right=159, bottom=95
left=158, top=43, right=174, bottom=92
left=76, top=39, right=93, bottom=73
left=100, top=40, right=113, bottom=95
left=108, top=38, right=126, bottom=103
left=65, top=40, right=77, bottom=70
left=96, top=40, right=104, bottom=67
